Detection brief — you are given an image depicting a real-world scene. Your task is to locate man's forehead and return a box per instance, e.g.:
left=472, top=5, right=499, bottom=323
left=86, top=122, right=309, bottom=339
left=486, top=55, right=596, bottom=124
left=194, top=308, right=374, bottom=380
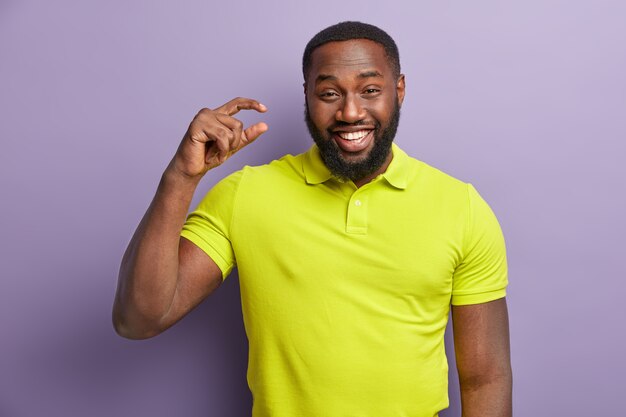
left=308, top=39, right=389, bottom=76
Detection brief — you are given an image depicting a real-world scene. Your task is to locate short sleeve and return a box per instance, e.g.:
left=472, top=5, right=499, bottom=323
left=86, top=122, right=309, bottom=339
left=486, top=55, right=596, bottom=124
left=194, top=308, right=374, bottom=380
left=451, top=183, right=508, bottom=305
left=180, top=170, right=243, bottom=280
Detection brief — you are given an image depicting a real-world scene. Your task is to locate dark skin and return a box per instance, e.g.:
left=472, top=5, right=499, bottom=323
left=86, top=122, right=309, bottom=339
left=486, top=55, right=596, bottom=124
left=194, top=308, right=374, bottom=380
left=452, top=298, right=513, bottom=417
left=113, top=98, right=268, bottom=338
left=305, top=39, right=404, bottom=187
left=113, top=39, right=512, bottom=417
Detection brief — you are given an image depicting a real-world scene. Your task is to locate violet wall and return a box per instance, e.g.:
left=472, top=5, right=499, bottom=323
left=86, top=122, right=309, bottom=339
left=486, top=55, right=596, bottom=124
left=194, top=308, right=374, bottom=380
left=1, top=1, right=624, bottom=416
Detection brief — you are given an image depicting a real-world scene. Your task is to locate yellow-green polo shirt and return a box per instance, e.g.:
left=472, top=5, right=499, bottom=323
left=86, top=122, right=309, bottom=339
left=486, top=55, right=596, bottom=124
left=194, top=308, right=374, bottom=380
left=181, top=143, right=508, bottom=417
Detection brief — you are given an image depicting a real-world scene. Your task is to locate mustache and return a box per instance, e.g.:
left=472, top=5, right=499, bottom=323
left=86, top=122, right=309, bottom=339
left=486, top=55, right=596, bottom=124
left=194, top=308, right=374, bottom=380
left=328, top=120, right=380, bottom=130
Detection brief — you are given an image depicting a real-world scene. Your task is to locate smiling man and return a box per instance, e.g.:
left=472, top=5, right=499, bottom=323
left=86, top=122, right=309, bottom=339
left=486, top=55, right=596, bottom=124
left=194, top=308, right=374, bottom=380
left=304, top=37, right=402, bottom=187
left=113, top=22, right=512, bottom=417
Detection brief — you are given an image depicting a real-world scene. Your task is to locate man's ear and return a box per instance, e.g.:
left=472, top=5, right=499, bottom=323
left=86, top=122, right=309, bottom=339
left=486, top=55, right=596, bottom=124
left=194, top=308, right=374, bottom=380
left=396, top=74, right=405, bottom=106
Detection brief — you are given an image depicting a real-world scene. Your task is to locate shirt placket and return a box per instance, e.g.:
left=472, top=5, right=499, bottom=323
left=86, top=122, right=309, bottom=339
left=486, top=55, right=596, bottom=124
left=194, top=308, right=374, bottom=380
left=345, top=189, right=369, bottom=235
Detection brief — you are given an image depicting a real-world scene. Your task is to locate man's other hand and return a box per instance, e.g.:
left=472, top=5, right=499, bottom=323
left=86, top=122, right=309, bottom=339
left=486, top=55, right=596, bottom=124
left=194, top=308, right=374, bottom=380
left=169, top=97, right=269, bottom=180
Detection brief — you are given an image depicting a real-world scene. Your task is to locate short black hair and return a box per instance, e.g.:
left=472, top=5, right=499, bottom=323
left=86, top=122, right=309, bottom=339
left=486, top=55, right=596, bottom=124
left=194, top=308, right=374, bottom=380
left=302, top=21, right=401, bottom=80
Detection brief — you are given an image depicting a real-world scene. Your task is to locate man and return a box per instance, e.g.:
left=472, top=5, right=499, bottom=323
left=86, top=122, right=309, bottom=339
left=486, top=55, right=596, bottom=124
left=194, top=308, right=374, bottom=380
left=113, top=21, right=512, bottom=417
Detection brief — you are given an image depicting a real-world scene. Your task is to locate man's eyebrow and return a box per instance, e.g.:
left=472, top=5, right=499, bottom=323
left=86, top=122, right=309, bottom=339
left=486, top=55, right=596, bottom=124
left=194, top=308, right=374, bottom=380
left=358, top=70, right=383, bottom=79
left=314, top=70, right=383, bottom=84
left=315, top=74, right=337, bottom=83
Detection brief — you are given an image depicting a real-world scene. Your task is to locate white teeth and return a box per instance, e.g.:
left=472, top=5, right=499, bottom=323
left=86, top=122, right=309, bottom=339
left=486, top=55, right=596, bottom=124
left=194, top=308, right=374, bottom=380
left=338, top=130, right=369, bottom=141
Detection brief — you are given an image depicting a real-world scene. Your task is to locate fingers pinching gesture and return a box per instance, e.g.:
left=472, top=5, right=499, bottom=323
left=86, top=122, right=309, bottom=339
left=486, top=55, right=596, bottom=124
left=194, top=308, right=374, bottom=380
left=170, top=97, right=268, bottom=180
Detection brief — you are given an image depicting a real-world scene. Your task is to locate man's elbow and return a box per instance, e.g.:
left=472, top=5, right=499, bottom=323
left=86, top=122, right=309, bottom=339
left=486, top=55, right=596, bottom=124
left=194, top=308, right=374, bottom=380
left=111, top=305, right=163, bottom=340
left=459, top=366, right=513, bottom=392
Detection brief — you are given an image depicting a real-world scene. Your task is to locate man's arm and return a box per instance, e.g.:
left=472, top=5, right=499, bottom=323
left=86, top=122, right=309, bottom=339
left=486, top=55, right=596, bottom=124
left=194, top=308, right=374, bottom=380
left=112, top=97, right=268, bottom=340
left=451, top=298, right=512, bottom=417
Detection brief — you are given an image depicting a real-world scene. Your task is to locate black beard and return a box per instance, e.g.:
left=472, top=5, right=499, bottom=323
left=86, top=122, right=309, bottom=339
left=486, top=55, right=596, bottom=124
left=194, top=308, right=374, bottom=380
left=304, top=100, right=400, bottom=182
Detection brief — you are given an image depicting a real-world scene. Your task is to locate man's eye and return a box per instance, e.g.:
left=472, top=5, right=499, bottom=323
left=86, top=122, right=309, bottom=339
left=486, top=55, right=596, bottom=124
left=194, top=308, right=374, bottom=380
left=319, top=91, right=340, bottom=100
left=364, top=88, right=380, bottom=94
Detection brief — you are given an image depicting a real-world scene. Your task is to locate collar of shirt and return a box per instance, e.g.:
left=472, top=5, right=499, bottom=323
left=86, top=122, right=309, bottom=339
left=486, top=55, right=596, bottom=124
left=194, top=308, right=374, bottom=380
left=302, top=143, right=409, bottom=190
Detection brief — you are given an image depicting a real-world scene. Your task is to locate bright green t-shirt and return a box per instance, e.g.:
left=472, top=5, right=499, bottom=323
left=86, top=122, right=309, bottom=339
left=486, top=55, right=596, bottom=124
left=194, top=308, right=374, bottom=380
left=181, top=143, right=508, bottom=417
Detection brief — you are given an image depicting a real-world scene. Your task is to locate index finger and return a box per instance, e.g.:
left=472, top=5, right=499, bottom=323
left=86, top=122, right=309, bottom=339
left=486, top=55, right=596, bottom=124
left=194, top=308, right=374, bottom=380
left=214, top=97, right=267, bottom=116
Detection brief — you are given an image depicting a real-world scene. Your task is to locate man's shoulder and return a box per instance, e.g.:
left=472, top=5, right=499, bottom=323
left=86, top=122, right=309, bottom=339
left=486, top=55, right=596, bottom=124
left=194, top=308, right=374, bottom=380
left=242, top=150, right=306, bottom=180
left=400, top=149, right=469, bottom=195
left=417, top=160, right=467, bottom=187
left=217, top=150, right=307, bottom=192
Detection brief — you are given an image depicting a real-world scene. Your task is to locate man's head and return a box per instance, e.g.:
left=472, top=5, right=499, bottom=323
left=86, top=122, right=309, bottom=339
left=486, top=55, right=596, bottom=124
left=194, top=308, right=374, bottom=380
left=302, top=22, right=405, bottom=184
left=302, top=21, right=401, bottom=81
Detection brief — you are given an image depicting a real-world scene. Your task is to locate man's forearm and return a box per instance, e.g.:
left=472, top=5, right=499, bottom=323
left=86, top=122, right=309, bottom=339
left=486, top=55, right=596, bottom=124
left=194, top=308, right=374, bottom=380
left=113, top=166, right=200, bottom=338
left=112, top=99, right=268, bottom=339
left=459, top=373, right=512, bottom=417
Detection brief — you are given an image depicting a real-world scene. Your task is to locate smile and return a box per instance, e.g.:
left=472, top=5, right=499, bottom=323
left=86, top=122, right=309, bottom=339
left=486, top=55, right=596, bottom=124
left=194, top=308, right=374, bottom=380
left=337, top=130, right=371, bottom=141
left=332, top=129, right=375, bottom=153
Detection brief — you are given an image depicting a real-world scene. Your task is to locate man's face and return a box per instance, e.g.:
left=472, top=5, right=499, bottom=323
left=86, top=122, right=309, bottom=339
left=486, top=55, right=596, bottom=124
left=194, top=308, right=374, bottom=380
left=304, top=39, right=405, bottom=183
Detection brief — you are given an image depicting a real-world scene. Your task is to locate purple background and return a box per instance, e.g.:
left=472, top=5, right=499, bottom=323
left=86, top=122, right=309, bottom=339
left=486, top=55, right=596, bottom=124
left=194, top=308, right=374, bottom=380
left=1, top=1, right=624, bottom=416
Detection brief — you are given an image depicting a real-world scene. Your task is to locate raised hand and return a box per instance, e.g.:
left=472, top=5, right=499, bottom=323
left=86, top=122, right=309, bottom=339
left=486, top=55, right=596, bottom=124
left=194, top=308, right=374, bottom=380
left=168, top=97, right=268, bottom=180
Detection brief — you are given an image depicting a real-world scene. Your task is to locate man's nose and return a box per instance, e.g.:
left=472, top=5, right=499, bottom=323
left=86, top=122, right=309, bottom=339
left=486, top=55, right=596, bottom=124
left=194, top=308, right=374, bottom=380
left=335, top=94, right=366, bottom=123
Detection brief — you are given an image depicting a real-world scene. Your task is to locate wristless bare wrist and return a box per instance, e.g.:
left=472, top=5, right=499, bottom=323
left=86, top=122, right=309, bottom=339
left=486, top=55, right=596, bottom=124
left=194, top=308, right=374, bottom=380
left=162, top=164, right=203, bottom=190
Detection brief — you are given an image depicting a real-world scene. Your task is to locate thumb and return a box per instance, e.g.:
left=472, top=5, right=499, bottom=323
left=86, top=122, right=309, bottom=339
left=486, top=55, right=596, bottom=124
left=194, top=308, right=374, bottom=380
left=241, top=122, right=269, bottom=147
